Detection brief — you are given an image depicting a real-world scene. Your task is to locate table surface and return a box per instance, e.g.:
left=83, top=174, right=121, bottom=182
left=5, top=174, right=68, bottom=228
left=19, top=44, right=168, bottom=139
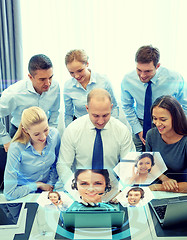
left=0, top=191, right=187, bottom=240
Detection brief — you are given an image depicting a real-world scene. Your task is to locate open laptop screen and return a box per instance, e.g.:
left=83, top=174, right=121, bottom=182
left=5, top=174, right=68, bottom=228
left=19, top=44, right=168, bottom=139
left=0, top=203, right=25, bottom=229
left=149, top=196, right=187, bottom=228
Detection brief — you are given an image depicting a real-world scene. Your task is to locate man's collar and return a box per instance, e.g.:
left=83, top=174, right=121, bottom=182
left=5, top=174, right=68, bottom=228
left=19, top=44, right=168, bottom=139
left=150, top=72, right=158, bottom=84
left=27, top=79, right=37, bottom=93
left=27, top=79, right=53, bottom=96
left=150, top=67, right=162, bottom=84
left=88, top=116, right=110, bottom=130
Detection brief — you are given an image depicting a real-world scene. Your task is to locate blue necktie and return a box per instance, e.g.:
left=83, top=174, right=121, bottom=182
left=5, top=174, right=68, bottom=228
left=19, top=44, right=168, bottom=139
left=92, top=128, right=103, bottom=169
left=143, top=81, right=152, bottom=139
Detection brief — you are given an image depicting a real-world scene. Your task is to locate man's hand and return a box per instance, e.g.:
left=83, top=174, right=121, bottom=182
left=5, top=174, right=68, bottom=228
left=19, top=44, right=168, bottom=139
left=4, top=142, right=10, bottom=152
left=138, top=131, right=145, bottom=145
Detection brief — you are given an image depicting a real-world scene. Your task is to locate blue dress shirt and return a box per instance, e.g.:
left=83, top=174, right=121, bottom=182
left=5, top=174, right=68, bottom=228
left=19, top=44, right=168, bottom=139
left=0, top=79, right=60, bottom=144
left=63, top=71, right=119, bottom=127
left=121, top=66, right=187, bottom=134
left=4, top=127, right=61, bottom=200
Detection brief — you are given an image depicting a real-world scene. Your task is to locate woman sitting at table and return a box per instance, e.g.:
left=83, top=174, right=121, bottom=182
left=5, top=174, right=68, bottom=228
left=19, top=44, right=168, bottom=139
left=64, top=49, right=119, bottom=127
left=71, top=169, right=112, bottom=205
left=146, top=95, right=187, bottom=192
left=4, top=107, right=61, bottom=200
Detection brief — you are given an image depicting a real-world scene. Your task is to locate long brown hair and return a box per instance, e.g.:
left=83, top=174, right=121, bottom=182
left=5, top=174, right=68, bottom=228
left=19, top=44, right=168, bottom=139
left=151, top=95, right=187, bottom=135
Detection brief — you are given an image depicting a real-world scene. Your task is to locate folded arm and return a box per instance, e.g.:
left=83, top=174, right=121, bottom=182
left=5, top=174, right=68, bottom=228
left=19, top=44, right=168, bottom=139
left=149, top=182, right=187, bottom=193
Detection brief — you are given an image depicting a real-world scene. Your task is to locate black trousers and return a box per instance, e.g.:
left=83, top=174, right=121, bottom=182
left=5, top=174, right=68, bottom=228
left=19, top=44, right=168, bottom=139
left=0, top=146, right=6, bottom=189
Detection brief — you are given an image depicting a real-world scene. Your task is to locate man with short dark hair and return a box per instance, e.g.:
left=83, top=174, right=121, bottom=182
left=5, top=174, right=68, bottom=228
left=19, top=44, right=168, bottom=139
left=127, top=187, right=144, bottom=207
left=0, top=54, right=60, bottom=152
left=121, top=45, right=187, bottom=151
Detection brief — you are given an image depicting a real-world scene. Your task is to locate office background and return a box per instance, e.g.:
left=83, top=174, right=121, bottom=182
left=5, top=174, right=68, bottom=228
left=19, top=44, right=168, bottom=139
left=20, top=0, right=187, bottom=100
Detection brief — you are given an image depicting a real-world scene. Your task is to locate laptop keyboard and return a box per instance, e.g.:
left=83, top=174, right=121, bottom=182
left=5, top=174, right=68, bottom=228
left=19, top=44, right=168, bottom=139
left=154, top=205, right=167, bottom=220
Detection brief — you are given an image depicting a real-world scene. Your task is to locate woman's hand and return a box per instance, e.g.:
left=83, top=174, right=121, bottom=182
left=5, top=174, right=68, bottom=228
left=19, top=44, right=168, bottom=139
left=149, top=182, right=187, bottom=193
left=138, top=131, right=146, bottom=145
left=162, top=177, right=178, bottom=191
left=58, top=199, right=63, bottom=206
left=36, top=182, right=54, bottom=191
left=129, top=165, right=139, bottom=184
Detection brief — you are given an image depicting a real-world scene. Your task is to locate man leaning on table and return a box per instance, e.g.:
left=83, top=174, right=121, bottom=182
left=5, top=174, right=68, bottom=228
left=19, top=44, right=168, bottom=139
left=56, top=88, right=135, bottom=184
left=121, top=45, right=187, bottom=152
left=0, top=54, right=60, bottom=152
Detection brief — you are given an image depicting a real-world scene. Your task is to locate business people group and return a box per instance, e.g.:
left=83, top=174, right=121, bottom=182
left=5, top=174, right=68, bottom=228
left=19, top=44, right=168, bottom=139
left=1, top=46, right=187, bottom=201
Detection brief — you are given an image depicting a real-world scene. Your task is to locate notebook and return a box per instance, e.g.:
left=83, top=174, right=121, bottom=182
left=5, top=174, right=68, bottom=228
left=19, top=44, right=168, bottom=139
left=149, top=195, right=187, bottom=228
left=61, top=201, right=125, bottom=228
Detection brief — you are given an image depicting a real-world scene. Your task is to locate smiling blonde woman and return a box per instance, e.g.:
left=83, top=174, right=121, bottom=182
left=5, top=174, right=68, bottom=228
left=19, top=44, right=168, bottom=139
left=4, top=107, right=61, bottom=200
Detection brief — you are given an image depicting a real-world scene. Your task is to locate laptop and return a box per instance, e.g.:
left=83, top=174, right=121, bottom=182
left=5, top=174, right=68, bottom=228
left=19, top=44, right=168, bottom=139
left=61, top=201, right=125, bottom=228
left=149, top=195, right=187, bottom=228
left=0, top=202, right=25, bottom=229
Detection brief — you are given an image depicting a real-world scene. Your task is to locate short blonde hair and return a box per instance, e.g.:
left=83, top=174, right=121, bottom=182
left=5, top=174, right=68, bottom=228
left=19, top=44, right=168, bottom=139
left=65, top=49, right=88, bottom=65
left=12, top=106, right=47, bottom=144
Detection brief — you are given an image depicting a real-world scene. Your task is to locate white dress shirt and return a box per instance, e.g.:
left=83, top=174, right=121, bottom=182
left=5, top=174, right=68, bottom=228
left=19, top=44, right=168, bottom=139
left=56, top=115, right=135, bottom=183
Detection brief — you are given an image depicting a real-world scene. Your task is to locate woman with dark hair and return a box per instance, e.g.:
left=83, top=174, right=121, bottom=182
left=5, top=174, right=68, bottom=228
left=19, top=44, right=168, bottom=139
left=146, top=95, right=187, bottom=191
left=129, top=153, right=155, bottom=184
left=71, top=169, right=111, bottom=204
